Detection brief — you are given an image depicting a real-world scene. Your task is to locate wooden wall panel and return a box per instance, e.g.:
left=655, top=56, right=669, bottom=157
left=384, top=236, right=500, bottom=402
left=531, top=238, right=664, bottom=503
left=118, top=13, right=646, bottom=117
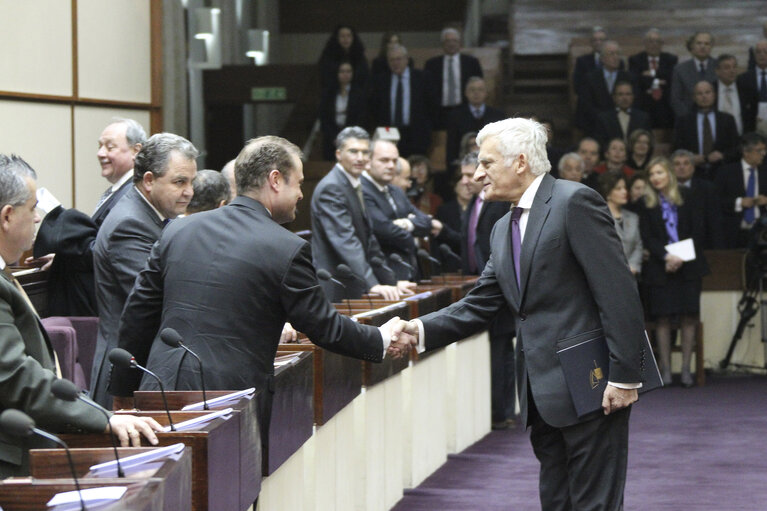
left=0, top=0, right=72, bottom=96
left=77, top=0, right=152, bottom=103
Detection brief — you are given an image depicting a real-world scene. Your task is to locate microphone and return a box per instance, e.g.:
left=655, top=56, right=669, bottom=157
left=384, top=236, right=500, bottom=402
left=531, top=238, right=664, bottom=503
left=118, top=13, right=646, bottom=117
left=108, top=348, right=175, bottom=431
left=388, top=253, right=415, bottom=281
left=160, top=328, right=209, bottom=411
left=439, top=244, right=463, bottom=274
left=337, top=264, right=374, bottom=307
left=51, top=379, right=125, bottom=478
left=0, top=409, right=86, bottom=511
left=418, top=249, right=445, bottom=282
left=317, top=269, right=352, bottom=315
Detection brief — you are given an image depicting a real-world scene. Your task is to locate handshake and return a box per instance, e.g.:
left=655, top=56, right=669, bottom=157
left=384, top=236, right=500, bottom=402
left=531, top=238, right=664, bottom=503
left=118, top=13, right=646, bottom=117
left=380, top=317, right=420, bottom=359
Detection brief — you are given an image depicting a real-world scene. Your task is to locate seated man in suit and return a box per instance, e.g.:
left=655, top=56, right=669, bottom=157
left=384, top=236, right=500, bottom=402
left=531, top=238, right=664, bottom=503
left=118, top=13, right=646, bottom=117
left=186, top=169, right=230, bottom=214
left=715, top=54, right=745, bottom=135
left=576, top=137, right=602, bottom=190
left=91, top=133, right=198, bottom=409
left=672, top=149, right=724, bottom=250
left=575, top=41, right=635, bottom=136
left=558, top=152, right=585, bottom=183
left=737, top=39, right=767, bottom=135
left=594, top=80, right=652, bottom=147
left=628, top=28, right=678, bottom=128
left=714, top=132, right=767, bottom=248
left=573, top=27, right=624, bottom=96
left=32, top=118, right=146, bottom=316
left=670, top=32, right=717, bottom=119
left=369, top=44, right=433, bottom=157
left=0, top=155, right=161, bottom=478
left=311, top=126, right=412, bottom=302
left=673, top=80, right=739, bottom=180
left=424, top=27, right=484, bottom=129
left=362, top=139, right=440, bottom=281
left=446, top=77, right=506, bottom=167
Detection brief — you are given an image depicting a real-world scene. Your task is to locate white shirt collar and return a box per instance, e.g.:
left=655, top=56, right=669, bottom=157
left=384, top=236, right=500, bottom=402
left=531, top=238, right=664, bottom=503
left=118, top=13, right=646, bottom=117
left=516, top=174, right=546, bottom=210
left=362, top=171, right=387, bottom=192
left=111, top=170, right=134, bottom=192
left=336, top=163, right=361, bottom=188
left=0, top=258, right=6, bottom=271
left=135, top=185, right=166, bottom=221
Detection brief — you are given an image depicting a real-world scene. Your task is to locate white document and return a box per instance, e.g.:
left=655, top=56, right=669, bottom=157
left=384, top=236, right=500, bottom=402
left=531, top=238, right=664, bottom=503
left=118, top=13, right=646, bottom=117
left=665, top=238, right=696, bottom=262
left=47, top=486, right=127, bottom=510
left=181, top=388, right=255, bottom=411
left=89, top=443, right=185, bottom=477
left=163, top=407, right=233, bottom=432
left=758, top=102, right=767, bottom=121
left=36, top=187, right=62, bottom=214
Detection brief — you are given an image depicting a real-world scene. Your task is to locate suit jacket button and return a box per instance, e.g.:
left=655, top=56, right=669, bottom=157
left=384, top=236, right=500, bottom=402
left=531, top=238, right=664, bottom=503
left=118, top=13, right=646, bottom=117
left=519, top=313, right=527, bottom=321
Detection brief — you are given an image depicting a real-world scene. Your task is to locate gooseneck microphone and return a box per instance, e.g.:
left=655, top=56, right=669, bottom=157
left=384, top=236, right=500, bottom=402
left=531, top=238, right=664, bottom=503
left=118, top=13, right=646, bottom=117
left=160, top=328, right=209, bottom=410
left=337, top=264, right=374, bottom=307
left=317, top=269, right=352, bottom=315
left=0, top=409, right=86, bottom=511
left=51, top=378, right=125, bottom=478
left=108, top=348, right=175, bottom=431
left=439, top=244, right=463, bottom=274
left=388, top=253, right=415, bottom=281
left=418, top=249, right=446, bottom=282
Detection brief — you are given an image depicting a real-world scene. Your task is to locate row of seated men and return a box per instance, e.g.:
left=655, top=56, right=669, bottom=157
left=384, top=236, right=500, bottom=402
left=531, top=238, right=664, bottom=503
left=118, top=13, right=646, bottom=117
left=573, top=26, right=767, bottom=144
left=2, top=119, right=430, bottom=478
left=317, top=25, right=503, bottom=169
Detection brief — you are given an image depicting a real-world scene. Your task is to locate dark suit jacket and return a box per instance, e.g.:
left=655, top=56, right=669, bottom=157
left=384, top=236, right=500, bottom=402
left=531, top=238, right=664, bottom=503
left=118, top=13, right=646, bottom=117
left=311, top=165, right=396, bottom=301
left=670, top=57, right=717, bottom=118
left=638, top=188, right=711, bottom=286
left=681, top=177, right=725, bottom=250
left=573, top=53, right=627, bottom=96
left=368, top=69, right=433, bottom=157
left=32, top=179, right=132, bottom=316
left=575, top=68, right=635, bottom=135
left=737, top=68, right=766, bottom=134
left=672, top=110, right=740, bottom=179
left=446, top=103, right=506, bottom=165
left=714, top=162, right=767, bottom=248
left=594, top=107, right=652, bottom=147
left=91, top=186, right=164, bottom=408
left=319, top=85, right=368, bottom=161
left=420, top=174, right=645, bottom=428
left=361, top=176, right=431, bottom=280
left=110, top=196, right=384, bottom=398
left=460, top=196, right=510, bottom=275
left=0, top=272, right=107, bottom=478
left=434, top=199, right=464, bottom=257
left=628, top=51, right=678, bottom=127
left=424, top=53, right=484, bottom=106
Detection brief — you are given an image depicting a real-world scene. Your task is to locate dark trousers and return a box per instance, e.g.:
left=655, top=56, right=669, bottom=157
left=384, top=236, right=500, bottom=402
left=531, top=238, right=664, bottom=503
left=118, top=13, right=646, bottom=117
left=490, top=333, right=516, bottom=422
left=529, top=396, right=631, bottom=511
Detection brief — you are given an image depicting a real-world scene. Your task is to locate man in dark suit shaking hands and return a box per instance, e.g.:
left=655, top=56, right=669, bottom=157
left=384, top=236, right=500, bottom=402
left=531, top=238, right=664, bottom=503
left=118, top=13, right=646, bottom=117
left=393, top=117, right=646, bottom=510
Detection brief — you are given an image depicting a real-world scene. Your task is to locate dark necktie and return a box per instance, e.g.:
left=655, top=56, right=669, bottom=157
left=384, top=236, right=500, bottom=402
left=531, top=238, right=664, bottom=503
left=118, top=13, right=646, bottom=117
left=760, top=70, right=767, bottom=102
left=394, top=76, right=403, bottom=126
left=355, top=185, right=367, bottom=214
left=745, top=167, right=756, bottom=224
left=446, top=56, right=457, bottom=105
left=93, top=186, right=113, bottom=214
left=510, top=207, right=523, bottom=289
left=698, top=62, right=706, bottom=76
left=384, top=187, right=399, bottom=216
left=702, top=114, right=714, bottom=156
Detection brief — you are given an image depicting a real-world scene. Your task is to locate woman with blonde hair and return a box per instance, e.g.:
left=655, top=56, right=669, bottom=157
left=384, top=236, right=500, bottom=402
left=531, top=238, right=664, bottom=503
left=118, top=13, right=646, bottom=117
left=639, top=157, right=709, bottom=387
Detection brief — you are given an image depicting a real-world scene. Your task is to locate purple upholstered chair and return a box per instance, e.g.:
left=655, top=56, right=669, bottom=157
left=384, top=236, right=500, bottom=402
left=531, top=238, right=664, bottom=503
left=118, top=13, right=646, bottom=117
left=41, top=317, right=99, bottom=391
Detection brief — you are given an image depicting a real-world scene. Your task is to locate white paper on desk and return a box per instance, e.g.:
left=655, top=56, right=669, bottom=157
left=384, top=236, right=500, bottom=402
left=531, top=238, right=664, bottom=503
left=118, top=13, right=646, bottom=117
left=274, top=355, right=300, bottom=368
left=89, top=442, right=185, bottom=477
left=36, top=187, right=62, bottom=214
left=758, top=102, right=767, bottom=121
left=665, top=238, right=696, bottom=262
left=47, top=486, right=127, bottom=510
left=163, top=407, right=233, bottom=432
left=181, top=388, right=255, bottom=411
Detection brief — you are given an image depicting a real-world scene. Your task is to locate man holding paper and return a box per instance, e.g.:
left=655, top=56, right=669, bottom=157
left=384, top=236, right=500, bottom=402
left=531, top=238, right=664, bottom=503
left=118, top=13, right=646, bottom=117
left=391, top=118, right=646, bottom=511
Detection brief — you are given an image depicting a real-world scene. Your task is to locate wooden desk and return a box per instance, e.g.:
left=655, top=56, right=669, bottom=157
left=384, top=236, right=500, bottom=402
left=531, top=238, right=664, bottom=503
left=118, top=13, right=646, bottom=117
left=0, top=479, right=164, bottom=511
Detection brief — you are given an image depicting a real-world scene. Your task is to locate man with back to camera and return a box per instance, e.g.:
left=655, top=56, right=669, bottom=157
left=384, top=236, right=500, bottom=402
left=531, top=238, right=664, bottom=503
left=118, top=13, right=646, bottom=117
left=91, top=133, right=198, bottom=408
left=393, top=117, right=646, bottom=510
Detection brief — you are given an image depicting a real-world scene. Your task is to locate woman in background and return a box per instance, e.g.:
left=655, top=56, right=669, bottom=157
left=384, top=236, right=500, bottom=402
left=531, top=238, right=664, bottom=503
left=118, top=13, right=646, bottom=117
left=593, top=138, right=635, bottom=179
left=626, top=129, right=654, bottom=171
left=319, top=60, right=367, bottom=160
left=599, top=173, right=642, bottom=276
left=318, top=25, right=369, bottom=92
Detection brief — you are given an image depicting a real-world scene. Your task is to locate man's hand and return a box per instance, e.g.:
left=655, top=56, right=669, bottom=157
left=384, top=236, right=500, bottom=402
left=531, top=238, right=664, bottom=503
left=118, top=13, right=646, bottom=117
left=107, top=415, right=163, bottom=447
left=430, top=219, right=443, bottom=237
left=396, top=280, right=416, bottom=296
left=392, top=218, right=412, bottom=231
left=664, top=253, right=683, bottom=273
left=382, top=316, right=418, bottom=358
left=742, top=196, right=756, bottom=209
left=602, top=385, right=638, bottom=415
left=370, top=284, right=400, bottom=301
left=756, top=195, right=767, bottom=207
left=706, top=150, right=724, bottom=163
left=24, top=253, right=55, bottom=271
left=280, top=322, right=298, bottom=343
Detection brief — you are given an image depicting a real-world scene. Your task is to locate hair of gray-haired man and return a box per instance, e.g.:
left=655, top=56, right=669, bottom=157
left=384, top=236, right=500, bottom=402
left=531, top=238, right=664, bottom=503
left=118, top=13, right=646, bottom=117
left=0, top=154, right=37, bottom=208
left=476, top=117, right=552, bottom=176
left=440, top=27, right=460, bottom=42
left=133, top=133, right=199, bottom=184
left=110, top=117, right=147, bottom=146
left=234, top=135, right=303, bottom=194
left=335, top=126, right=370, bottom=150
left=221, top=159, right=237, bottom=200
left=558, top=152, right=585, bottom=172
left=187, top=169, right=231, bottom=213
left=461, top=151, right=479, bottom=167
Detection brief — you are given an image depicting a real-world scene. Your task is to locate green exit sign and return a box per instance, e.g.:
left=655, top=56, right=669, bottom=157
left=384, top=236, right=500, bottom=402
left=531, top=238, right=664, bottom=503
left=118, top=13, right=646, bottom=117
left=251, top=87, right=287, bottom=101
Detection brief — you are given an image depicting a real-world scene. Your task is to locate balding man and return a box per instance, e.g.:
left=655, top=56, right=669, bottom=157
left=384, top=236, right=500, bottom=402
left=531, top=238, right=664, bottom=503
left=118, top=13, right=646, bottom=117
left=369, top=44, right=433, bottom=157
left=738, top=39, right=767, bottom=134
left=424, top=27, right=484, bottom=128
left=628, top=29, right=678, bottom=128
left=391, top=157, right=413, bottom=193
left=446, top=77, right=506, bottom=166
left=32, top=118, right=146, bottom=316
left=187, top=169, right=230, bottom=213
left=670, top=32, right=717, bottom=118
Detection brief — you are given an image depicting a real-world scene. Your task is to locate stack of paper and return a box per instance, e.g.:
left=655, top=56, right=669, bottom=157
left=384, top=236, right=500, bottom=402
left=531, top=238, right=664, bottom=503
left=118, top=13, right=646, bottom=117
left=89, top=443, right=185, bottom=478
left=47, top=486, right=127, bottom=510
left=163, top=408, right=233, bottom=432
left=181, top=388, right=255, bottom=411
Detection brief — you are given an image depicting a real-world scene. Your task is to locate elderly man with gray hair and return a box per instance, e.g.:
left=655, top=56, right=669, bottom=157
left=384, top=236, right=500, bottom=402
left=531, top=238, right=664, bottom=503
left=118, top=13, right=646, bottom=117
left=187, top=169, right=231, bottom=213
left=91, top=133, right=198, bottom=408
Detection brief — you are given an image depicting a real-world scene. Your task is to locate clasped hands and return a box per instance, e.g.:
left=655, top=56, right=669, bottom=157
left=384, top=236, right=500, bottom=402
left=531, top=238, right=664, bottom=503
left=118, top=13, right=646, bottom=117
left=380, top=317, right=420, bottom=359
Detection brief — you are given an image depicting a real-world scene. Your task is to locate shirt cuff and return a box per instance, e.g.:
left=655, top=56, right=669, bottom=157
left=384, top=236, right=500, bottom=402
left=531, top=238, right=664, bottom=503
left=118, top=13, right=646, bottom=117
left=735, top=197, right=743, bottom=212
left=403, top=219, right=414, bottom=232
left=415, top=319, right=426, bottom=354
left=608, top=381, right=642, bottom=390
left=378, top=326, right=391, bottom=359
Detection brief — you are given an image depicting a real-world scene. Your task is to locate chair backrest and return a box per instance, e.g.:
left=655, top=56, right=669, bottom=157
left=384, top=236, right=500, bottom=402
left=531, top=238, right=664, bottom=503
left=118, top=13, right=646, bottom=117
left=40, top=320, right=87, bottom=390
left=41, top=316, right=99, bottom=390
